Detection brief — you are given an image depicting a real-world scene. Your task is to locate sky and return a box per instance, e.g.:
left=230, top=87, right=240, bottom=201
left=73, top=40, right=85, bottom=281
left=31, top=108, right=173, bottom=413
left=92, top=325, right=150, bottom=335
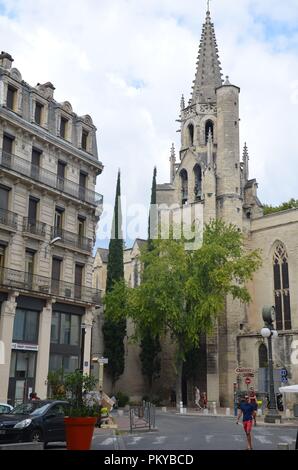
left=0, top=0, right=298, bottom=248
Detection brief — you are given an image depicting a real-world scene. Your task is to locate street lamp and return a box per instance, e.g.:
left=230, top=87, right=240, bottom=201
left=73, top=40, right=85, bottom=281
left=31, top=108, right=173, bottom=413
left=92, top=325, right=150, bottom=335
left=260, top=305, right=280, bottom=423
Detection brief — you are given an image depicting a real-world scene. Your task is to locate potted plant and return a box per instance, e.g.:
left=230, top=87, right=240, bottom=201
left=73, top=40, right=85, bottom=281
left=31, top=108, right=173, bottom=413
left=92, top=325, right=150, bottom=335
left=48, top=369, right=101, bottom=450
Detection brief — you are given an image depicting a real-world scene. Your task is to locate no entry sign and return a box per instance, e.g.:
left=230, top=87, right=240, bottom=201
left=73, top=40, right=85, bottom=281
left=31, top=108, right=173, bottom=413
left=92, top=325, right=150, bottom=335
left=245, top=377, right=251, bottom=385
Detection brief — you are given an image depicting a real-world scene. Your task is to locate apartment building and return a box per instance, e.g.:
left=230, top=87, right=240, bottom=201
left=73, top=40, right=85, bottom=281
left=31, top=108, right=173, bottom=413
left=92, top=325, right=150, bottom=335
left=0, top=52, right=103, bottom=404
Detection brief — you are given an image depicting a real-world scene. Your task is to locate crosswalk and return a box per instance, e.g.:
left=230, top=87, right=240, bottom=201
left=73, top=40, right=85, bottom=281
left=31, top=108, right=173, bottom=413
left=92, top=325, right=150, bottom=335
left=95, top=433, right=295, bottom=448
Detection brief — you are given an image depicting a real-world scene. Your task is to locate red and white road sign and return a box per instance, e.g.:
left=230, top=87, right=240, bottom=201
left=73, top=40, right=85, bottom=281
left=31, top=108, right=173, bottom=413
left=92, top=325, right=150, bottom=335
left=245, top=377, right=251, bottom=385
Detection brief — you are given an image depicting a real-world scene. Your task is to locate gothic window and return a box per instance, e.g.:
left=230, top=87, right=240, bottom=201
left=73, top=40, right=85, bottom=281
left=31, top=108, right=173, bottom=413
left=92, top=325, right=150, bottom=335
left=205, top=120, right=214, bottom=144
left=193, top=164, right=202, bottom=200
left=259, top=343, right=268, bottom=368
left=180, top=169, right=188, bottom=205
left=187, top=124, right=194, bottom=147
left=273, top=243, right=292, bottom=330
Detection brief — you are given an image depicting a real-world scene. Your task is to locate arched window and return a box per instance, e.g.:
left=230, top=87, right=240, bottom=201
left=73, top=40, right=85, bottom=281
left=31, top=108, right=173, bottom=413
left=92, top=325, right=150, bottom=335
left=273, top=243, right=291, bottom=330
left=180, top=169, right=188, bottom=205
left=193, top=164, right=202, bottom=200
left=187, top=123, right=194, bottom=147
left=259, top=343, right=268, bottom=368
left=205, top=120, right=214, bottom=144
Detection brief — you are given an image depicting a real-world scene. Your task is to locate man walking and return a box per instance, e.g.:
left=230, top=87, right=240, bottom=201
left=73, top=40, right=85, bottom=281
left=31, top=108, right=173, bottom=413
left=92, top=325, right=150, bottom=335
left=236, top=395, right=255, bottom=450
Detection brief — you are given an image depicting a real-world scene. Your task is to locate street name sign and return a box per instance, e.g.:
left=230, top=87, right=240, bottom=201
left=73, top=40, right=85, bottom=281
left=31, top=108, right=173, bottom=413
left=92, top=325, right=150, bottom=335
left=99, top=357, right=108, bottom=364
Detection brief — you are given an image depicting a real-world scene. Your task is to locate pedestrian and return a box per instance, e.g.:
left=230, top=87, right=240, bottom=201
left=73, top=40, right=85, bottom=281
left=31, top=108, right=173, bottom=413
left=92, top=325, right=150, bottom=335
left=248, top=388, right=257, bottom=426
left=29, top=392, right=40, bottom=401
left=201, top=392, right=207, bottom=409
left=236, top=395, right=255, bottom=450
left=194, top=386, right=202, bottom=410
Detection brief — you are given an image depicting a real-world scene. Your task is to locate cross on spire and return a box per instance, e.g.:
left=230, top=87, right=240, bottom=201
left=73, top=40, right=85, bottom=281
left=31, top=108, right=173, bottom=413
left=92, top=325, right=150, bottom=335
left=207, top=0, right=211, bottom=13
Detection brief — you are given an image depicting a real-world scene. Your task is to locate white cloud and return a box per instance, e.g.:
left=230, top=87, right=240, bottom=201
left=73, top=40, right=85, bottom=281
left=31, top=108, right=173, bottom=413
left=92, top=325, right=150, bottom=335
left=0, top=0, right=298, bottom=246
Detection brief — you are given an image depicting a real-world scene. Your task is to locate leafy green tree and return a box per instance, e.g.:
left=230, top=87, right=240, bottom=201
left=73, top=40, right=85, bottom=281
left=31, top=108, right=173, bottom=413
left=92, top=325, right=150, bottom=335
left=104, top=220, right=262, bottom=404
left=102, top=170, right=126, bottom=388
left=263, top=198, right=298, bottom=215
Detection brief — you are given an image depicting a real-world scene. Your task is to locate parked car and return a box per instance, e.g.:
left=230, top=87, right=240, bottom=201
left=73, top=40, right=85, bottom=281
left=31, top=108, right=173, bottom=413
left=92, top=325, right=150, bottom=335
left=0, top=403, right=13, bottom=414
left=0, top=400, right=69, bottom=447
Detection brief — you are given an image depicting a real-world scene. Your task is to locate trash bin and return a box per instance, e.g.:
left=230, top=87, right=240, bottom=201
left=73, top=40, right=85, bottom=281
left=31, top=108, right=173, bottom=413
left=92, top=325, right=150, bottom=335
left=293, top=404, right=298, bottom=417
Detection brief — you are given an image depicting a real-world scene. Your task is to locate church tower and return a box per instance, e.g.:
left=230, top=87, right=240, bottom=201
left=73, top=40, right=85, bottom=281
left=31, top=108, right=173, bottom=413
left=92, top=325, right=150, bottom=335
left=156, top=6, right=248, bottom=406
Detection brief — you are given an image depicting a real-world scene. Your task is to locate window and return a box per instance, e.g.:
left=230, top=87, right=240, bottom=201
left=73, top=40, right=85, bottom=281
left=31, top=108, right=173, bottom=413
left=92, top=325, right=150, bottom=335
left=194, top=164, right=202, bottom=200
left=54, top=207, right=64, bottom=236
left=49, top=354, right=79, bottom=373
left=50, top=312, right=80, bottom=346
left=57, top=160, right=66, bottom=191
left=28, top=197, right=38, bottom=223
left=7, top=85, right=17, bottom=111
left=79, top=172, right=87, bottom=201
left=205, top=120, right=214, bottom=144
left=180, top=169, right=188, bottom=205
left=259, top=343, right=268, bottom=368
left=187, top=124, right=194, bottom=147
left=78, top=216, right=85, bottom=238
left=60, top=117, right=68, bottom=139
left=0, top=187, right=9, bottom=211
left=35, top=102, right=43, bottom=125
left=2, top=134, right=14, bottom=168
left=31, top=148, right=42, bottom=180
left=0, top=245, right=5, bottom=269
left=81, top=130, right=88, bottom=150
left=12, top=309, right=39, bottom=343
left=74, top=264, right=83, bottom=299
left=273, top=243, right=292, bottom=330
left=51, top=257, right=62, bottom=296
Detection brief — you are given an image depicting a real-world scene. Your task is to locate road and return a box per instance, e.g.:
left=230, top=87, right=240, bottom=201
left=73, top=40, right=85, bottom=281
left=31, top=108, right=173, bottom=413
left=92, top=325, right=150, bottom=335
left=91, top=412, right=297, bottom=451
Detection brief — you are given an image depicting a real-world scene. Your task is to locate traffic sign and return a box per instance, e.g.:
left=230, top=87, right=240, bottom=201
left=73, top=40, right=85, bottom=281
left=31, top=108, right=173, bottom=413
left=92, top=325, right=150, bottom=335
left=243, top=373, right=255, bottom=378
left=235, top=367, right=254, bottom=374
left=245, top=377, right=251, bottom=385
left=281, top=376, right=288, bottom=383
left=281, top=368, right=288, bottom=377
left=98, top=357, right=108, bottom=364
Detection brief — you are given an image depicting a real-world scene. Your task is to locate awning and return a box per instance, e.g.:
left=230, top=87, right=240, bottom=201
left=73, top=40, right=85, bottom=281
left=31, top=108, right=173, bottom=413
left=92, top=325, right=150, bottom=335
left=279, top=384, right=298, bottom=394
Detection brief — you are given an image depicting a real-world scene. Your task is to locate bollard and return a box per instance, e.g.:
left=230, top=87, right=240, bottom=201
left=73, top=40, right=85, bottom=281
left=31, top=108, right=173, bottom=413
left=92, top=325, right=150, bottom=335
left=182, top=407, right=187, bottom=414
left=226, top=407, right=230, bottom=416
left=257, top=408, right=262, bottom=417
left=161, top=406, right=167, bottom=412
left=212, top=402, right=217, bottom=415
left=179, top=401, right=183, bottom=414
left=285, top=408, right=291, bottom=418
left=117, top=409, right=124, bottom=416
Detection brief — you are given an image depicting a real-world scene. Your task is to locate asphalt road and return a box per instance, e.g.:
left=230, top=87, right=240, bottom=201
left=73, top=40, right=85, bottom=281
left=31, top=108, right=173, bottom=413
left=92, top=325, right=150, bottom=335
left=91, top=412, right=297, bottom=451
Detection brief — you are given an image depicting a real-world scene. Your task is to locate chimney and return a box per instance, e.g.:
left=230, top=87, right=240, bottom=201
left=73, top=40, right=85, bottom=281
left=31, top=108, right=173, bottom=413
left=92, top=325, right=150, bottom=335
left=36, top=82, right=55, bottom=99
left=0, top=51, right=14, bottom=70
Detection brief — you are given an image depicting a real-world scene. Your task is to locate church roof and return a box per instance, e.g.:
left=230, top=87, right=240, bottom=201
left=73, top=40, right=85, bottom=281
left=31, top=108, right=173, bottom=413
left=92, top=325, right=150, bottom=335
left=190, top=9, right=223, bottom=104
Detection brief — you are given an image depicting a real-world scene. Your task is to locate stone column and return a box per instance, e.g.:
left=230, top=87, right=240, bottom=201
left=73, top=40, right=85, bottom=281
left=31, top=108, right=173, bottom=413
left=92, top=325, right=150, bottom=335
left=0, top=292, right=18, bottom=402
left=82, top=308, right=94, bottom=375
left=206, top=328, right=220, bottom=403
left=34, top=299, right=54, bottom=399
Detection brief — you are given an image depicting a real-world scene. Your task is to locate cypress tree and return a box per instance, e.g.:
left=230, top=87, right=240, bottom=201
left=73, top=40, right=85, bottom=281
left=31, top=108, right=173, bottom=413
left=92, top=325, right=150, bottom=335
left=140, top=167, right=161, bottom=395
left=103, top=170, right=126, bottom=387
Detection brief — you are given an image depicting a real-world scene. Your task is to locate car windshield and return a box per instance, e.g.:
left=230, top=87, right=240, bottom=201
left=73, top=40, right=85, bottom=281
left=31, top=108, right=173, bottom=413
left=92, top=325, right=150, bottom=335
left=11, top=402, right=44, bottom=415
left=30, top=403, right=51, bottom=416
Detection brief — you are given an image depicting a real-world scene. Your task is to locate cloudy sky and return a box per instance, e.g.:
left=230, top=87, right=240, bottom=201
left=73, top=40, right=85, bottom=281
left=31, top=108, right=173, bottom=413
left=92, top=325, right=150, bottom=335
left=0, top=0, right=298, bottom=247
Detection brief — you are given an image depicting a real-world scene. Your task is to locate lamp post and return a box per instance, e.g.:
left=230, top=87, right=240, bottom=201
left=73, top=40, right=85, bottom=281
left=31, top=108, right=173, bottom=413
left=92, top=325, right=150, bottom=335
left=92, top=356, right=108, bottom=397
left=260, top=306, right=280, bottom=423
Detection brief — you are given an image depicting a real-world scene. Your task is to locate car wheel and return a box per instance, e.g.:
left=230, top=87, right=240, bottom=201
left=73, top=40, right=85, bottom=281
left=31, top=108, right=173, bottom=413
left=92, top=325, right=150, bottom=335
left=29, top=429, right=43, bottom=443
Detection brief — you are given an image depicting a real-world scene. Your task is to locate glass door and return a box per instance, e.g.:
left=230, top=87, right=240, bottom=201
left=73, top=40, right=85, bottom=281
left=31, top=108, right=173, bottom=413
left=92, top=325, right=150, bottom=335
left=8, top=351, right=36, bottom=405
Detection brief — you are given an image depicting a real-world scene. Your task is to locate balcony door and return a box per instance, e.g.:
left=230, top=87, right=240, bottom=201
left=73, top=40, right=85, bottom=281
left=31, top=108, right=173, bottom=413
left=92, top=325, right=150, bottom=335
left=31, top=149, right=41, bottom=180
left=0, top=245, right=5, bottom=283
left=2, top=134, right=14, bottom=167
left=0, top=187, right=9, bottom=226
left=74, top=264, right=83, bottom=299
left=57, top=161, right=66, bottom=191
left=54, top=207, right=64, bottom=238
left=51, top=257, right=61, bottom=296
left=79, top=172, right=87, bottom=201
left=25, top=250, right=35, bottom=288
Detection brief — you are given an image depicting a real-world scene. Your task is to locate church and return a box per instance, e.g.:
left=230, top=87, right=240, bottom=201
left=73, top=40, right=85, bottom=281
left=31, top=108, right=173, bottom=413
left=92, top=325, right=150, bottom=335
left=93, top=7, right=298, bottom=408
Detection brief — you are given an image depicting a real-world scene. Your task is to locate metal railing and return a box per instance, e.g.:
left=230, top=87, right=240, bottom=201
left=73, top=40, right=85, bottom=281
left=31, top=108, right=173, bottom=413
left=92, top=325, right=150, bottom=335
left=0, top=150, right=103, bottom=207
left=0, top=266, right=101, bottom=305
left=129, top=401, right=156, bottom=432
left=51, top=227, right=93, bottom=252
left=23, top=218, right=46, bottom=237
left=0, top=207, right=18, bottom=229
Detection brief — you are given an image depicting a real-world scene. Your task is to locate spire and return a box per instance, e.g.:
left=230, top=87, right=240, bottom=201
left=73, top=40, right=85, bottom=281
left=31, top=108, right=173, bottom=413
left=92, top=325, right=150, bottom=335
left=180, top=94, right=185, bottom=111
left=191, top=9, right=223, bottom=104
left=242, top=142, right=249, bottom=181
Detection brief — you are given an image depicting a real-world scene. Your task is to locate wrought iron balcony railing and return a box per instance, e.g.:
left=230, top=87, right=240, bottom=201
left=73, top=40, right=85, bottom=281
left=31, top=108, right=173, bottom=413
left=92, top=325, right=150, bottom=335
left=23, top=218, right=46, bottom=237
left=0, top=151, right=103, bottom=207
left=0, top=207, right=18, bottom=229
left=0, top=266, right=101, bottom=305
left=51, top=227, right=93, bottom=252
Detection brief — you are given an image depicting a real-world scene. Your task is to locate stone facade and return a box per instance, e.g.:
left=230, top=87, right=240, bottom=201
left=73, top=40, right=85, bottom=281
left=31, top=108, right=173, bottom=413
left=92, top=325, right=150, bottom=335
left=0, top=52, right=103, bottom=404
left=93, top=9, right=298, bottom=408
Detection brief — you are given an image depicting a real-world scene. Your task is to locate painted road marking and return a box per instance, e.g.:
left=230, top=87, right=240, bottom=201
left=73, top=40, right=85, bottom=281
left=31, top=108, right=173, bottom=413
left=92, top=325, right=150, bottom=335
left=100, top=437, right=117, bottom=446
left=254, top=435, right=272, bottom=445
left=152, top=436, right=167, bottom=445
left=205, top=435, right=214, bottom=443
left=280, top=436, right=296, bottom=445
left=232, top=435, right=244, bottom=442
left=127, top=437, right=143, bottom=445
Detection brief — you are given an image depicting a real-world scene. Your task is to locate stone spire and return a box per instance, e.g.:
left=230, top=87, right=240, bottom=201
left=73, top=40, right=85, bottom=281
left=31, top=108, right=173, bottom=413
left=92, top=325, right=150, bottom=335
left=242, top=142, right=249, bottom=182
left=170, top=143, right=176, bottom=183
left=180, top=94, right=185, bottom=111
left=191, top=9, right=223, bottom=104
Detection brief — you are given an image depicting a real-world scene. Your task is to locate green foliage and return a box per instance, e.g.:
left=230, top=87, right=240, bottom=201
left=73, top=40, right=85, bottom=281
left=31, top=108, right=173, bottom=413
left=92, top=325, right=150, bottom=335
left=263, top=198, right=298, bottom=215
left=140, top=328, right=161, bottom=388
left=104, top=219, right=262, bottom=399
left=103, top=170, right=126, bottom=386
left=47, top=369, right=101, bottom=417
left=115, top=391, right=129, bottom=407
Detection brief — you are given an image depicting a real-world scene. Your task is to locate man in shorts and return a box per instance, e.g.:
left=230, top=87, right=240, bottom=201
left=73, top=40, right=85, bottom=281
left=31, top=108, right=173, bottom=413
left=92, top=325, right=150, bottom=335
left=236, top=395, right=255, bottom=450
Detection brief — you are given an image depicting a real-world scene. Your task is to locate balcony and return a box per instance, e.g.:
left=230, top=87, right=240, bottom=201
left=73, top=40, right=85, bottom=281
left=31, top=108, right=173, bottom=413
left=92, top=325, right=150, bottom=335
left=23, top=218, right=46, bottom=237
left=0, top=267, right=101, bottom=305
left=51, top=227, right=93, bottom=252
left=0, top=151, right=103, bottom=207
left=0, top=207, right=18, bottom=230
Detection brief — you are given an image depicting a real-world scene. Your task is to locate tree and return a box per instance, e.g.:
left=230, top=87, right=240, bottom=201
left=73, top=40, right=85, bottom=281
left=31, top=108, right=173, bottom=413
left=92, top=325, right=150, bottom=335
left=102, top=170, right=126, bottom=388
left=139, top=167, right=161, bottom=395
left=263, top=198, right=298, bottom=215
left=104, top=220, right=262, bottom=404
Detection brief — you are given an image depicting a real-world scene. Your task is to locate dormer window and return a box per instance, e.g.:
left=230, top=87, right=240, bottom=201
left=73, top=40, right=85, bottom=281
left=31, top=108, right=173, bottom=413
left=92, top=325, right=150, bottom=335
left=60, top=117, right=68, bottom=139
left=7, top=85, right=17, bottom=111
left=35, top=101, right=43, bottom=125
left=81, top=130, right=88, bottom=151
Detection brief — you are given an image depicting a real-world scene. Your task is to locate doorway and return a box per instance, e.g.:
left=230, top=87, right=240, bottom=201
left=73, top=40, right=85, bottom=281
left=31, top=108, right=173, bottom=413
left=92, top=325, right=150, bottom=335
left=8, top=351, right=37, bottom=406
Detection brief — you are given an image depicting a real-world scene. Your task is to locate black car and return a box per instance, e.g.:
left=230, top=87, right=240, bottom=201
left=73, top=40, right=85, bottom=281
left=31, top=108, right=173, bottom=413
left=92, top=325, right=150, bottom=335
left=0, top=400, right=69, bottom=447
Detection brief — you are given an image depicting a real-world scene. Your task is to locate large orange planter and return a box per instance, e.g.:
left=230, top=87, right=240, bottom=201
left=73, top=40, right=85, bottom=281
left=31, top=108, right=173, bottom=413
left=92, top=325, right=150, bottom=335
left=64, top=417, right=97, bottom=450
